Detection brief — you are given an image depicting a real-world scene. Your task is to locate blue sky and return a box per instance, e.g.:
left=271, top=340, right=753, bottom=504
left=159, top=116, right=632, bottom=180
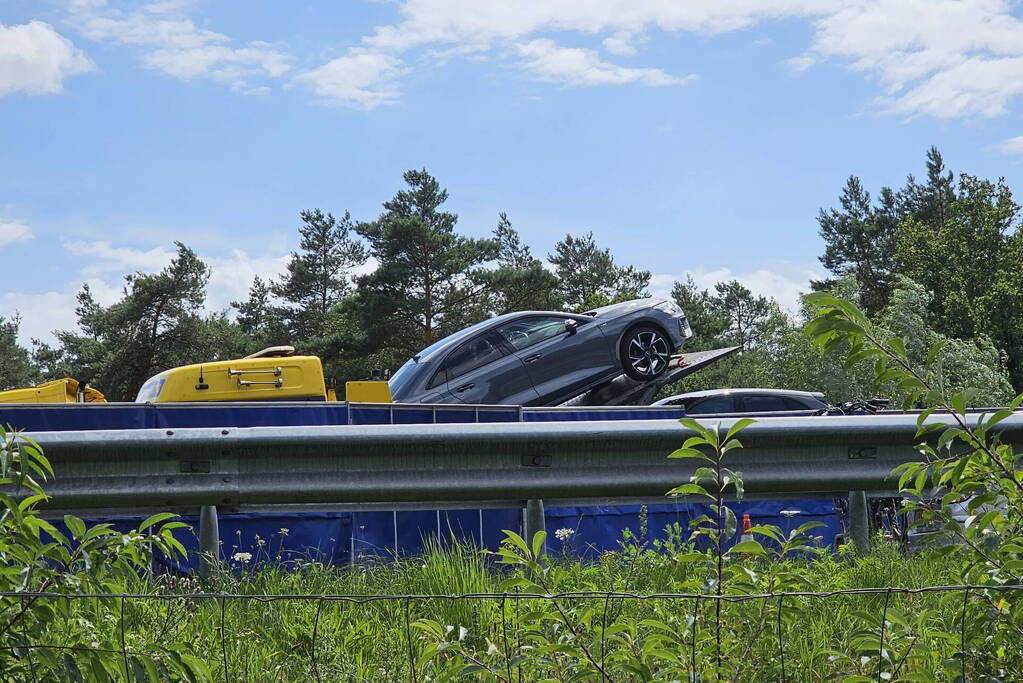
left=2, top=0, right=1022, bottom=345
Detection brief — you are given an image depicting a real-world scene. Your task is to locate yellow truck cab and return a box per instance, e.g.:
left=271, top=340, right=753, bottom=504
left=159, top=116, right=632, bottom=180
left=135, top=346, right=331, bottom=403
left=0, top=378, right=107, bottom=404
left=135, top=346, right=392, bottom=403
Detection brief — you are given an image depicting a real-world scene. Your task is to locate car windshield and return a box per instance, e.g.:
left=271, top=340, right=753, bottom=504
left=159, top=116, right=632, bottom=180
left=388, top=358, right=425, bottom=396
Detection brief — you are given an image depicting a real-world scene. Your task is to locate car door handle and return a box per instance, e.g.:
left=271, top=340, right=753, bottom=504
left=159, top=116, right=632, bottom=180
left=523, top=353, right=543, bottom=363
left=454, top=383, right=474, bottom=393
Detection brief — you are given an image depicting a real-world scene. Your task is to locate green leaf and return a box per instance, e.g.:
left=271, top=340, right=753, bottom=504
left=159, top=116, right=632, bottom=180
left=887, top=336, right=906, bottom=358
left=666, top=483, right=713, bottom=499
left=64, top=514, right=86, bottom=540
left=724, top=418, right=756, bottom=442
left=728, top=540, right=766, bottom=556
left=679, top=418, right=712, bottom=440
left=139, top=512, right=178, bottom=533
left=667, top=447, right=710, bottom=461
left=530, top=529, right=547, bottom=558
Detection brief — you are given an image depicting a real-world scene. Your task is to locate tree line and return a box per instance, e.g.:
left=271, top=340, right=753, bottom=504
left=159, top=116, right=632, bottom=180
left=0, top=170, right=653, bottom=400
left=1, top=150, right=1020, bottom=404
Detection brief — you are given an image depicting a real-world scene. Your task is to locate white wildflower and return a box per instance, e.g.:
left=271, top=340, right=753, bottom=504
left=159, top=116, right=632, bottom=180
left=232, top=552, right=252, bottom=563
left=554, top=528, right=575, bottom=542
left=279, top=528, right=289, bottom=536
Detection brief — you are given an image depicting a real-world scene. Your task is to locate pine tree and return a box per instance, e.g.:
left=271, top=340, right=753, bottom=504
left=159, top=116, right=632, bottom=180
left=817, top=176, right=898, bottom=314
left=355, top=169, right=500, bottom=355
left=231, top=275, right=287, bottom=346
left=0, top=315, right=40, bottom=390
left=900, top=146, right=956, bottom=228
left=42, top=243, right=212, bottom=400
left=548, top=232, right=650, bottom=311
left=487, top=213, right=561, bottom=312
left=273, top=209, right=367, bottom=340
left=670, top=276, right=727, bottom=351
left=710, top=280, right=784, bottom=351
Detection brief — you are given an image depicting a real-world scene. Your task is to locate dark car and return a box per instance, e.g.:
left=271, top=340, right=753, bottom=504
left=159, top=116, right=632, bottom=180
left=652, top=388, right=828, bottom=414
left=388, top=298, right=693, bottom=405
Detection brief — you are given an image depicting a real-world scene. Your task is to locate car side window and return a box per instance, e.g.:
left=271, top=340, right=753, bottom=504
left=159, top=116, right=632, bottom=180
left=496, top=316, right=571, bottom=351
left=441, top=332, right=509, bottom=382
left=743, top=395, right=789, bottom=412
left=688, top=396, right=735, bottom=414
left=783, top=397, right=813, bottom=410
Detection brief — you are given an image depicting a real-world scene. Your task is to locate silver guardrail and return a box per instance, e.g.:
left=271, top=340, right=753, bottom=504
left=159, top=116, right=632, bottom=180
left=23, top=412, right=1023, bottom=508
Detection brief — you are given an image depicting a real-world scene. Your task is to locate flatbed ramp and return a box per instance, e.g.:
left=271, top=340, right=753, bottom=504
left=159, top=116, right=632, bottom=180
left=559, top=346, right=741, bottom=407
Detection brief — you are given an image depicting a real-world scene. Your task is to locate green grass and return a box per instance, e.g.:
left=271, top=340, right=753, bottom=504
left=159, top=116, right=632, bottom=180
left=25, top=531, right=1000, bottom=681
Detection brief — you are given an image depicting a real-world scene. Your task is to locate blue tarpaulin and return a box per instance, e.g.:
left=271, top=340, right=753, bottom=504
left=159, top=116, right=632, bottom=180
left=5, top=401, right=840, bottom=570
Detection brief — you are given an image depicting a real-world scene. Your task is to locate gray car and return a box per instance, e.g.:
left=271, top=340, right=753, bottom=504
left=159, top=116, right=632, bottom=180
left=652, top=388, right=828, bottom=414
left=388, top=298, right=693, bottom=405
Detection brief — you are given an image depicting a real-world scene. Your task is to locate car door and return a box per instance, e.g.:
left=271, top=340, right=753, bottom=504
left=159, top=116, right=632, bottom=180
left=495, top=315, right=616, bottom=405
left=439, top=331, right=540, bottom=405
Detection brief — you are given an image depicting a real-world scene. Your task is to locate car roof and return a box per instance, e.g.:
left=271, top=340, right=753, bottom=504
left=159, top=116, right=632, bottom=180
left=655, top=388, right=826, bottom=403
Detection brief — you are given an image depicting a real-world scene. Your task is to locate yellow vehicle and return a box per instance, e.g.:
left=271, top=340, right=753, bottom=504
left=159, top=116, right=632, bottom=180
left=135, top=346, right=391, bottom=403
left=0, top=378, right=107, bottom=404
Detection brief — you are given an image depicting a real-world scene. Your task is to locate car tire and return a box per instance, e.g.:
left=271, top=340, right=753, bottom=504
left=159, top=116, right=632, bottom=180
left=619, top=325, right=672, bottom=381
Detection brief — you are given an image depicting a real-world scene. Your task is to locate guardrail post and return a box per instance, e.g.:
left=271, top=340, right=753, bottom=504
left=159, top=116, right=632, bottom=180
left=524, top=498, right=546, bottom=555
left=199, top=505, right=219, bottom=578
left=847, top=491, right=869, bottom=555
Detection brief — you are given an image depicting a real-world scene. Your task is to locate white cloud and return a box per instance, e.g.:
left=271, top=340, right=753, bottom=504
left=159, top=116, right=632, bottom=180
left=62, top=239, right=291, bottom=311
left=296, top=48, right=405, bottom=108
left=362, top=0, right=828, bottom=52
left=602, top=31, right=641, bottom=57
left=71, top=2, right=293, bottom=90
left=0, top=291, right=78, bottom=345
left=64, top=240, right=176, bottom=275
left=0, top=218, right=34, bottom=246
left=4, top=240, right=293, bottom=345
left=0, top=21, right=95, bottom=97
left=517, top=39, right=692, bottom=87
left=803, top=0, right=1023, bottom=119
left=649, top=262, right=825, bottom=315
left=204, top=250, right=290, bottom=312
left=989, top=135, right=1023, bottom=156
left=291, top=0, right=1023, bottom=118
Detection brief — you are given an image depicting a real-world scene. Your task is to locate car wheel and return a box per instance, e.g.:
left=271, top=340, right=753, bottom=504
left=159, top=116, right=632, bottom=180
left=620, top=326, right=672, bottom=381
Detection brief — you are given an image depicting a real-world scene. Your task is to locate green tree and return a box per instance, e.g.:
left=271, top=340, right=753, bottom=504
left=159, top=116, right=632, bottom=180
left=817, top=176, right=899, bottom=314
left=37, top=243, right=212, bottom=401
left=894, top=172, right=1023, bottom=387
left=231, top=275, right=288, bottom=348
left=272, top=209, right=367, bottom=340
left=878, top=277, right=1014, bottom=406
left=898, top=145, right=956, bottom=227
left=548, top=232, right=650, bottom=311
left=670, top=276, right=727, bottom=351
left=487, top=212, right=561, bottom=313
left=0, top=315, right=39, bottom=389
left=354, top=169, right=500, bottom=358
left=710, top=280, right=784, bottom=350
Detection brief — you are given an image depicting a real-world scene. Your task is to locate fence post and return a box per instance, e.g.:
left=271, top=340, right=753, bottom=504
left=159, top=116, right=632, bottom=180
left=847, top=490, right=869, bottom=555
left=524, top=498, right=546, bottom=555
left=199, top=504, right=219, bottom=578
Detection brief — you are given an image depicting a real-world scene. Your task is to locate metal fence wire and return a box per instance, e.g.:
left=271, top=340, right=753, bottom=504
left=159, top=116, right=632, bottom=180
left=4, top=584, right=1023, bottom=682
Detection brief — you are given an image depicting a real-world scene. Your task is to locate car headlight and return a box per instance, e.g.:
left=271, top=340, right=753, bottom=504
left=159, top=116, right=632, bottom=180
left=679, top=317, right=693, bottom=339
left=654, top=300, right=683, bottom=315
